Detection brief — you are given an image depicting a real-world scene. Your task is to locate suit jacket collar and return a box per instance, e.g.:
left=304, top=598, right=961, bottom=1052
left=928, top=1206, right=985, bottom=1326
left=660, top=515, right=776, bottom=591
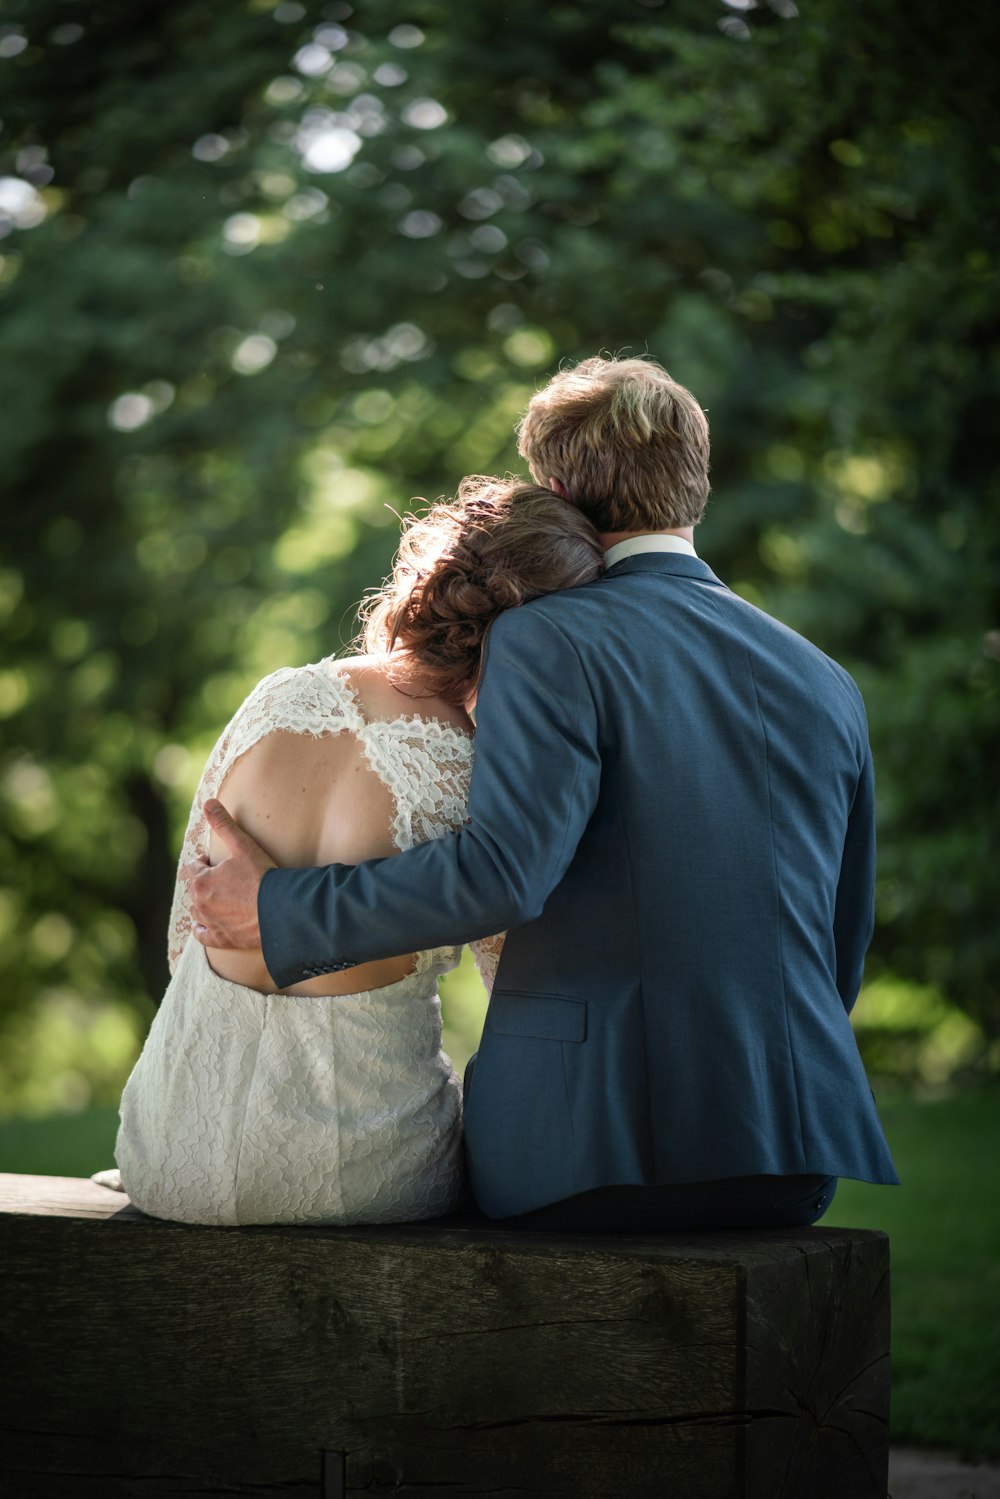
left=602, top=551, right=727, bottom=588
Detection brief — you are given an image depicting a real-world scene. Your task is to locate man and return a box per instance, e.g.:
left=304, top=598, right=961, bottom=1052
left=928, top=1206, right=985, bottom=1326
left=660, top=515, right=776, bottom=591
left=188, top=356, right=898, bottom=1230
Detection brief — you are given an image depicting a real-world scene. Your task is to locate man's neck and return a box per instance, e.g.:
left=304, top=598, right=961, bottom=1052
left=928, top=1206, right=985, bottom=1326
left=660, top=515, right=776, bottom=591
left=598, top=526, right=696, bottom=553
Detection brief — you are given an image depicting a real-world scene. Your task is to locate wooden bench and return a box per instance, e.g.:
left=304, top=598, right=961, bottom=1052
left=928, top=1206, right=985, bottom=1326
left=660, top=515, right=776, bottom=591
left=0, top=1173, right=890, bottom=1498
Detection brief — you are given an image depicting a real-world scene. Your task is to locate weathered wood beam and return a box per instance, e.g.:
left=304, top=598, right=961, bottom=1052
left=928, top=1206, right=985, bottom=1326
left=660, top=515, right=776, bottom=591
left=0, top=1174, right=890, bottom=1498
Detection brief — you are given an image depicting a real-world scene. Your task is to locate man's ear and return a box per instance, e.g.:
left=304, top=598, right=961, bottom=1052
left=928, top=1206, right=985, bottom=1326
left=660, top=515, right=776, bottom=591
left=548, top=477, right=572, bottom=500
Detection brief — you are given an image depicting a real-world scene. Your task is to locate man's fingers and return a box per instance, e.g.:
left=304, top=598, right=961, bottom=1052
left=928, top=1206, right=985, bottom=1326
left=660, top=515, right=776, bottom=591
left=193, top=921, right=238, bottom=950
left=203, top=798, right=260, bottom=859
left=187, top=803, right=270, bottom=952
left=178, top=853, right=211, bottom=889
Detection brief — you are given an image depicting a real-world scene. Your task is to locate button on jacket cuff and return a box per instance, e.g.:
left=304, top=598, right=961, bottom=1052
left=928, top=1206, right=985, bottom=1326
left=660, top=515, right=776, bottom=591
left=297, top=961, right=357, bottom=979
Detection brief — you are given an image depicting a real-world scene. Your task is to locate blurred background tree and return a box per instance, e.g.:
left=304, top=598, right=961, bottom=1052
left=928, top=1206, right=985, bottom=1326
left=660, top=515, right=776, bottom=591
left=0, top=0, right=997, bottom=1113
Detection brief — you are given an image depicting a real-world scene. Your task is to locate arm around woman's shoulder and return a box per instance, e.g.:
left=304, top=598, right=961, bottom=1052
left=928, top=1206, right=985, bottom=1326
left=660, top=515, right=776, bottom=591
left=259, top=604, right=602, bottom=990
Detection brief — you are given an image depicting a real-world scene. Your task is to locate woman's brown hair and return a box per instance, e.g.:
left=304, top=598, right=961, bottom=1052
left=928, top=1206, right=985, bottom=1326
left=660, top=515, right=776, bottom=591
left=361, top=475, right=603, bottom=708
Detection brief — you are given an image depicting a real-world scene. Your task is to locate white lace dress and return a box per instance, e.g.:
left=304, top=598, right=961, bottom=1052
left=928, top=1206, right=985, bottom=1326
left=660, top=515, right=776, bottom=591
left=113, top=658, right=499, bottom=1228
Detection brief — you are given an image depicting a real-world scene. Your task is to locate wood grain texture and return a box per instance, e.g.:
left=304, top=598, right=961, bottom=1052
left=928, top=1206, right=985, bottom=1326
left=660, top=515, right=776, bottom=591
left=0, top=1174, right=890, bottom=1498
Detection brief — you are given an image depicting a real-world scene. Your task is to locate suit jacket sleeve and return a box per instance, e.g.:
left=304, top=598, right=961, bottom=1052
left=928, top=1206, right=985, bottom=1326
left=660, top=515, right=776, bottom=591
left=832, top=743, right=876, bottom=1014
left=258, top=602, right=602, bottom=990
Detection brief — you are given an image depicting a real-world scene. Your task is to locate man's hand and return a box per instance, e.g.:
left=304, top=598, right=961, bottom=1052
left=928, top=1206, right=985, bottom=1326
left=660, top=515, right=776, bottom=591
left=181, top=799, right=277, bottom=950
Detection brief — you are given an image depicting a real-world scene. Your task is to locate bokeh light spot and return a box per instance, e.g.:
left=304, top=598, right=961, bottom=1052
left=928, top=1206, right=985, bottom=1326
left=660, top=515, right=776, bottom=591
left=298, top=126, right=362, bottom=174
left=402, top=98, right=448, bottom=130
left=192, top=134, right=230, bottom=162
left=398, top=210, right=442, bottom=238
left=293, top=43, right=333, bottom=77
left=388, top=24, right=425, bottom=48
left=232, top=334, right=278, bottom=375
left=108, top=393, right=154, bottom=432
left=374, top=63, right=407, bottom=86
left=503, top=329, right=554, bottom=367
left=223, top=212, right=262, bottom=251
left=486, top=135, right=533, bottom=169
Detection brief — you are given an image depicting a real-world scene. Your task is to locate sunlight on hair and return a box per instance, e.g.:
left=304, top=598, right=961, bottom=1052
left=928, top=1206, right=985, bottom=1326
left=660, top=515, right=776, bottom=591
left=517, top=355, right=711, bottom=533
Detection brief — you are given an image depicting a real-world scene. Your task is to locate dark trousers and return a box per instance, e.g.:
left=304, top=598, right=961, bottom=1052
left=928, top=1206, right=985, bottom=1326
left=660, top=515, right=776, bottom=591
left=463, top=1053, right=838, bottom=1233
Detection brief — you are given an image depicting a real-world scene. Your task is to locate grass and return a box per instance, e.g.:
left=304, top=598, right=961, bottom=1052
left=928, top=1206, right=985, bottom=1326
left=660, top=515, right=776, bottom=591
left=1, top=1088, right=997, bottom=1455
left=0, top=1104, right=121, bottom=1177
left=824, top=1088, right=1000, bottom=1456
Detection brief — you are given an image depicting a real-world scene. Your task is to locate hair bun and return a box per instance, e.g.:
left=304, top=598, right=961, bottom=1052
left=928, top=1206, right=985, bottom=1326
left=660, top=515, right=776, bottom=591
left=361, top=476, right=603, bottom=707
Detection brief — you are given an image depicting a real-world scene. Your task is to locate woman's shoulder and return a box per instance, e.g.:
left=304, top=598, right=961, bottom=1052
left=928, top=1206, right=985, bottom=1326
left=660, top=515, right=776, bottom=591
left=218, top=656, right=364, bottom=749
left=331, top=654, right=474, bottom=738
left=222, top=654, right=473, bottom=754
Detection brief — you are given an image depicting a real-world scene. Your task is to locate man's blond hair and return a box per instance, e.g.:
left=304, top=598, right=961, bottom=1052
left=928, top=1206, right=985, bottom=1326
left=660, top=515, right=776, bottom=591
left=516, top=356, right=711, bottom=532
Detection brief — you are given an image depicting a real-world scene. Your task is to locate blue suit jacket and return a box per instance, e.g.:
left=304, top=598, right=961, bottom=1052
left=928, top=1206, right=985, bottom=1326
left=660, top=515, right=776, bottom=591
left=259, top=553, right=899, bottom=1216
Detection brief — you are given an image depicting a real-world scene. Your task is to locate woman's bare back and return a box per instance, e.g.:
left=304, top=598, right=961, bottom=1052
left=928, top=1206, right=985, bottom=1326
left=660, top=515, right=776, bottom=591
left=205, top=658, right=474, bottom=996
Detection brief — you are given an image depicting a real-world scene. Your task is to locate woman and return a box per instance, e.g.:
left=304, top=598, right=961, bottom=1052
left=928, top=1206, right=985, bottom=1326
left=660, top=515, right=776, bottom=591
left=99, top=477, right=603, bottom=1226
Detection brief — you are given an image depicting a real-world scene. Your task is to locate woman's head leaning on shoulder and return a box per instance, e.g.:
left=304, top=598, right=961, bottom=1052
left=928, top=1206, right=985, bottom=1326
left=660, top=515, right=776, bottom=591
left=361, top=475, right=604, bottom=710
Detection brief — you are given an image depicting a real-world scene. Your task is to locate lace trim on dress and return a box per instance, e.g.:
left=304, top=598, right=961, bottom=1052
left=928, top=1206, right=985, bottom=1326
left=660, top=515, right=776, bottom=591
left=469, top=931, right=505, bottom=994
left=316, top=663, right=476, bottom=979
left=358, top=719, right=473, bottom=853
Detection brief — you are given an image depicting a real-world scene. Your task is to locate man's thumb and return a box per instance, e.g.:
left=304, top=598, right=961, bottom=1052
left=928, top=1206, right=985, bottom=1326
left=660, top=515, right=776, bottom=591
left=203, top=798, right=252, bottom=856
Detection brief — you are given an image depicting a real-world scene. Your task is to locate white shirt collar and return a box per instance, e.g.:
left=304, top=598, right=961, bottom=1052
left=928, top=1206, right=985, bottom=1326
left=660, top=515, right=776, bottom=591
left=602, top=533, right=699, bottom=570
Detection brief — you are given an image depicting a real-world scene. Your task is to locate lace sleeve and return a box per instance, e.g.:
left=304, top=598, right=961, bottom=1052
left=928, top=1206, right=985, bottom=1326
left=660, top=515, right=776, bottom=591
left=469, top=932, right=506, bottom=996
left=166, top=663, right=367, bottom=972
left=358, top=715, right=474, bottom=853
left=356, top=709, right=507, bottom=985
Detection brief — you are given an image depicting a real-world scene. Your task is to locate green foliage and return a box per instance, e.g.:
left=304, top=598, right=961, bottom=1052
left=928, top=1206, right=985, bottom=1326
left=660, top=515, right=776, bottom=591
left=852, top=976, right=995, bottom=1089
left=439, top=947, right=488, bottom=1080
left=0, top=990, right=148, bottom=1117
left=0, top=0, right=997, bottom=1078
